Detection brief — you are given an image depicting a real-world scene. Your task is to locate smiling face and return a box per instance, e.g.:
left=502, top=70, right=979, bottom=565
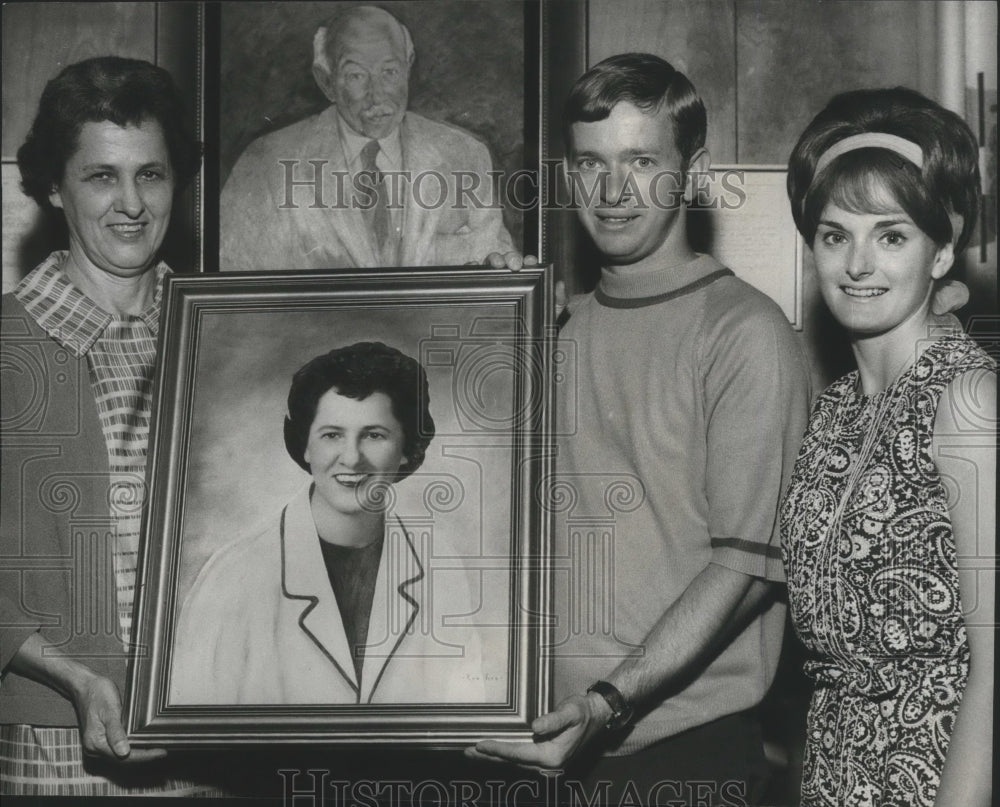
left=50, top=119, right=174, bottom=280
left=328, top=17, right=410, bottom=139
left=567, top=101, right=693, bottom=269
left=813, top=191, right=953, bottom=338
left=303, top=389, right=408, bottom=519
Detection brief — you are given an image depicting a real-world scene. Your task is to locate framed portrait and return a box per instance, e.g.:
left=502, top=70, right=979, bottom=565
left=211, top=0, right=544, bottom=270
left=126, top=266, right=555, bottom=746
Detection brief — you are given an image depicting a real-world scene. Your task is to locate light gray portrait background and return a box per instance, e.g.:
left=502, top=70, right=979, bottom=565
left=173, top=303, right=525, bottom=699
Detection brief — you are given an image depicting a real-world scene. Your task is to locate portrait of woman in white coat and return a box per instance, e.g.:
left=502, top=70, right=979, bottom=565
left=169, top=341, right=486, bottom=705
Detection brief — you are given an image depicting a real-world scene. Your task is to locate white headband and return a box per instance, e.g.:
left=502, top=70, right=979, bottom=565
left=815, top=132, right=924, bottom=175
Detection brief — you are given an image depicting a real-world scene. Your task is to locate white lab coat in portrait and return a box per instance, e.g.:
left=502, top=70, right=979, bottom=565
left=169, top=486, right=486, bottom=704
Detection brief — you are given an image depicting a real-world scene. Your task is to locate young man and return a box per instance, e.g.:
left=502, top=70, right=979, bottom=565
left=470, top=54, right=811, bottom=805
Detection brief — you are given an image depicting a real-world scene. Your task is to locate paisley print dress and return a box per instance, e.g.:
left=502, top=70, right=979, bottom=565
left=780, top=331, right=995, bottom=807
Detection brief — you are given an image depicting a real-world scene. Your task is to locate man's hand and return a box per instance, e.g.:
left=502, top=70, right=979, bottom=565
left=478, top=252, right=540, bottom=270
left=555, top=280, right=568, bottom=320
left=468, top=567, right=768, bottom=771
left=474, top=253, right=571, bottom=321
left=465, top=691, right=611, bottom=771
left=72, top=671, right=167, bottom=763
left=932, top=278, right=969, bottom=315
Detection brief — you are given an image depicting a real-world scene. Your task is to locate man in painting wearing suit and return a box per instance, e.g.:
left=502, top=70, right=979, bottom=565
left=219, top=5, right=516, bottom=270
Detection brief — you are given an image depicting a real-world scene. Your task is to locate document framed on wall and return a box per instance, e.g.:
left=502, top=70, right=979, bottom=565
left=691, top=165, right=805, bottom=330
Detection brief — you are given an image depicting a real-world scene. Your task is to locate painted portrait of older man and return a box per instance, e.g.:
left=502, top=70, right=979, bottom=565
left=219, top=3, right=523, bottom=271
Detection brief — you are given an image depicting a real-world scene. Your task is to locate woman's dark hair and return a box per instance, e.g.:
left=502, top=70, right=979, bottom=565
left=17, top=56, right=202, bottom=208
left=788, top=87, right=980, bottom=252
left=283, top=342, right=435, bottom=480
left=563, top=52, right=707, bottom=171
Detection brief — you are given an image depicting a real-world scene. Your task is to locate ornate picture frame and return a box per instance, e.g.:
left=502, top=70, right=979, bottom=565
left=126, top=266, right=555, bottom=746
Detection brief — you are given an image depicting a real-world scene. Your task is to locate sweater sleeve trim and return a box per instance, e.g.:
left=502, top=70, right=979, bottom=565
left=710, top=536, right=782, bottom=560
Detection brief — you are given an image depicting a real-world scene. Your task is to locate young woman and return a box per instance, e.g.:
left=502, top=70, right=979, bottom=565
left=781, top=87, right=995, bottom=806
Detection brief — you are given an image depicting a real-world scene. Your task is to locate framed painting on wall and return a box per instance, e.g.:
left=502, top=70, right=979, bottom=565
left=212, top=0, right=545, bottom=271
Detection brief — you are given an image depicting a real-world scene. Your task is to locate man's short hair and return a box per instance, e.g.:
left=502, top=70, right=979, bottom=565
left=313, top=5, right=414, bottom=76
left=787, top=86, right=980, bottom=252
left=563, top=53, right=707, bottom=169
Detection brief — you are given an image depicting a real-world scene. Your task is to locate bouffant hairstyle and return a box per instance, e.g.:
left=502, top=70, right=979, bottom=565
left=17, top=56, right=202, bottom=208
left=787, top=87, right=980, bottom=252
left=563, top=52, right=707, bottom=171
left=283, top=342, right=435, bottom=480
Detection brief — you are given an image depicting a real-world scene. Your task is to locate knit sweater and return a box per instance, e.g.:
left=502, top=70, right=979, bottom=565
left=0, top=294, right=124, bottom=725
left=552, top=253, right=811, bottom=754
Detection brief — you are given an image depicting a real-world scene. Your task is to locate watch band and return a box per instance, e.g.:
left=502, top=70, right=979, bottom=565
left=586, top=680, right=634, bottom=731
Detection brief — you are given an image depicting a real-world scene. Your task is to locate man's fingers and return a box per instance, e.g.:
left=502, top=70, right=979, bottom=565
left=464, top=745, right=498, bottom=762
left=504, top=252, right=524, bottom=271
left=464, top=745, right=544, bottom=772
left=555, top=279, right=567, bottom=307
left=472, top=739, right=566, bottom=771
left=931, top=278, right=969, bottom=315
left=531, top=708, right=576, bottom=736
left=473, top=739, right=535, bottom=761
left=482, top=251, right=535, bottom=270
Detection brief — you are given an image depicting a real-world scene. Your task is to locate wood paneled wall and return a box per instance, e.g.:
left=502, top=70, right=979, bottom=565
left=1, top=5, right=158, bottom=157
left=575, top=0, right=995, bottom=392
left=733, top=1, right=933, bottom=164
left=588, top=0, right=935, bottom=165
left=589, top=0, right=738, bottom=162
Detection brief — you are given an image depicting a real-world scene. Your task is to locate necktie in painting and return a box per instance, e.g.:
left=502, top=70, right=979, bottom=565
left=360, top=139, right=390, bottom=253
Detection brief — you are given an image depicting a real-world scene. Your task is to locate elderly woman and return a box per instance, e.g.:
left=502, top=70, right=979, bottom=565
left=170, top=341, right=486, bottom=705
left=780, top=87, right=995, bottom=806
left=0, top=57, right=204, bottom=795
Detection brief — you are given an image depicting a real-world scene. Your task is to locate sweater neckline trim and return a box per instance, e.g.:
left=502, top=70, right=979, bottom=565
left=596, top=268, right=734, bottom=309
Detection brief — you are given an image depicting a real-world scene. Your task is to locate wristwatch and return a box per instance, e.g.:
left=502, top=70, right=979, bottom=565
left=586, top=680, right=634, bottom=731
